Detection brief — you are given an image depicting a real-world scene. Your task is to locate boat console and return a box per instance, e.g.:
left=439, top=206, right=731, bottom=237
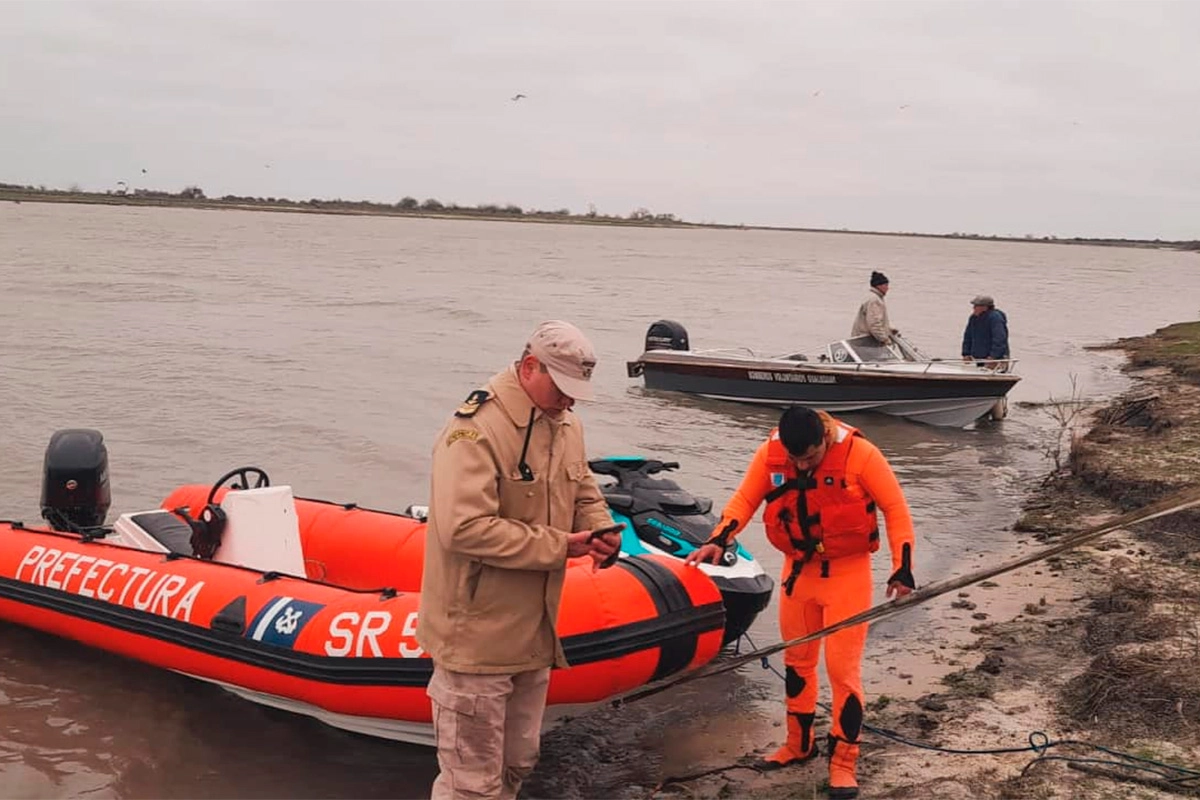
left=111, top=479, right=307, bottom=578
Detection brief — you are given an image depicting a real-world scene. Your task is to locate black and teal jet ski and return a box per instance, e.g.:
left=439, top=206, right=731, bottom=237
left=589, top=457, right=774, bottom=645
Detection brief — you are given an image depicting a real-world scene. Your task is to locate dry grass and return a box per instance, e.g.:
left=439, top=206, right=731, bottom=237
left=1062, top=647, right=1200, bottom=737
left=1122, top=321, right=1200, bottom=385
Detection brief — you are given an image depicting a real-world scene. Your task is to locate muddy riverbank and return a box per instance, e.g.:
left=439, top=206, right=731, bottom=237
left=525, top=320, right=1200, bottom=799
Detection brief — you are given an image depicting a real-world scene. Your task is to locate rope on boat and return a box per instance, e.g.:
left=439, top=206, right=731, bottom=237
left=612, top=485, right=1200, bottom=708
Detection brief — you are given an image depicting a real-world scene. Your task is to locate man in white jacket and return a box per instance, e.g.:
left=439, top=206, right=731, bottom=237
left=850, top=271, right=898, bottom=346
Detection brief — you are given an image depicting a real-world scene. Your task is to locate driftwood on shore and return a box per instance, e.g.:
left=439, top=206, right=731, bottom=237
left=1095, top=392, right=1160, bottom=426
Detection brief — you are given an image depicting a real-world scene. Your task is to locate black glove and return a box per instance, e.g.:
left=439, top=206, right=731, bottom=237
left=705, top=518, right=739, bottom=549
left=887, top=543, right=916, bottom=590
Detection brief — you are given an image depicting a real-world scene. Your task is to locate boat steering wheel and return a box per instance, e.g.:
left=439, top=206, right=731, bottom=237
left=206, top=467, right=271, bottom=506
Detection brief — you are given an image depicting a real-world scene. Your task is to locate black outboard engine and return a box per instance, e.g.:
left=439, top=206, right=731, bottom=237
left=41, top=429, right=111, bottom=531
left=645, top=319, right=689, bottom=352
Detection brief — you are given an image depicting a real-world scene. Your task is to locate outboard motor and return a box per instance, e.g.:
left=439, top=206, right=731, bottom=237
left=41, top=429, right=111, bottom=531
left=645, top=319, right=689, bottom=352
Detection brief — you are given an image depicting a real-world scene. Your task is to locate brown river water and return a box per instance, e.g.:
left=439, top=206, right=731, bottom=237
left=1, top=203, right=1198, bottom=798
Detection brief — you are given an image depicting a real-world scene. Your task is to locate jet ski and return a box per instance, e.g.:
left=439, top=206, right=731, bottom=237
left=589, top=457, right=774, bottom=644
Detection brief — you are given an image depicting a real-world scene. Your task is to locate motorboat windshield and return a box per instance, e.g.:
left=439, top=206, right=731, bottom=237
left=825, top=336, right=905, bottom=364
left=818, top=335, right=934, bottom=364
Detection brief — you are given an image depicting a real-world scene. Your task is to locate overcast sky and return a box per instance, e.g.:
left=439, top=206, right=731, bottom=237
left=2, top=1, right=1198, bottom=240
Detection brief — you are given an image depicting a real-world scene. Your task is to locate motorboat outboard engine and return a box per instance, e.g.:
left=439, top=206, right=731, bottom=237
left=644, top=319, right=689, bottom=352
left=41, top=429, right=111, bottom=532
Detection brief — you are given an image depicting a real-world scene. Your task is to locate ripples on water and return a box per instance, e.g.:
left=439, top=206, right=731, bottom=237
left=2, top=204, right=1198, bottom=797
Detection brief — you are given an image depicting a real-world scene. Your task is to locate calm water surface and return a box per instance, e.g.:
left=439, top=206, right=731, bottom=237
left=1, top=204, right=1198, bottom=797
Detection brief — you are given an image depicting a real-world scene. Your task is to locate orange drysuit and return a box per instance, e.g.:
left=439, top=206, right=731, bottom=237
left=710, top=412, right=915, bottom=794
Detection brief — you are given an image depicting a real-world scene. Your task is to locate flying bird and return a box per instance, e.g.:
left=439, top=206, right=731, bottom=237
left=899, top=104, right=910, bottom=110
left=141, top=168, right=148, bottom=173
left=511, top=93, right=527, bottom=102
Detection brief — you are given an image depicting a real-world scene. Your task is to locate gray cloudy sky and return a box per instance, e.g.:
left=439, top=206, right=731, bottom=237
left=3, top=1, right=1198, bottom=240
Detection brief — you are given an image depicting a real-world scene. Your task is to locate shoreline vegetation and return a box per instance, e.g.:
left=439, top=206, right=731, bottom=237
left=3, top=182, right=1198, bottom=252
left=875, top=319, right=1200, bottom=799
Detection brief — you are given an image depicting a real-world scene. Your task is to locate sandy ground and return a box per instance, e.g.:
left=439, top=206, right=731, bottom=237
left=525, top=322, right=1200, bottom=799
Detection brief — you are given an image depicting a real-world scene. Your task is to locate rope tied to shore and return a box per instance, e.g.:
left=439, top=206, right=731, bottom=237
left=645, top=613, right=1200, bottom=797
left=613, top=485, right=1200, bottom=708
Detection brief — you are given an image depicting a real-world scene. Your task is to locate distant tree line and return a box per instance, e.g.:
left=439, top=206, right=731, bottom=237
left=0, top=181, right=690, bottom=225
left=2, top=181, right=1197, bottom=248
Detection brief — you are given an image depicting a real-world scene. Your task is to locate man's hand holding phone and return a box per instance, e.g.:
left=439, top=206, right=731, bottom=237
left=585, top=522, right=625, bottom=570
left=587, top=522, right=624, bottom=542
left=567, top=523, right=624, bottom=569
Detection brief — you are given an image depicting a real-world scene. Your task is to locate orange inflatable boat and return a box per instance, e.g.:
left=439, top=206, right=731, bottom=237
left=0, top=431, right=726, bottom=745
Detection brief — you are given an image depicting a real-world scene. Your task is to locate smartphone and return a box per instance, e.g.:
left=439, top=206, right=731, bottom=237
left=587, top=522, right=626, bottom=542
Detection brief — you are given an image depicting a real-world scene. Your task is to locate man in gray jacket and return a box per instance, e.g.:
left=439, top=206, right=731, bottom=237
left=850, top=271, right=898, bottom=346
left=417, top=320, right=622, bottom=800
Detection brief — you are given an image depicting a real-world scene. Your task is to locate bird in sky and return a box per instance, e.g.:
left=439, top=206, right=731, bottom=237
left=141, top=168, right=148, bottom=173
left=511, top=93, right=527, bottom=101
left=899, top=104, right=910, bottom=110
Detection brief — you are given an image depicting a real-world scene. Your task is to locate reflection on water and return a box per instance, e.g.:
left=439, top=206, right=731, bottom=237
left=0, top=622, right=438, bottom=799
left=2, top=203, right=1199, bottom=797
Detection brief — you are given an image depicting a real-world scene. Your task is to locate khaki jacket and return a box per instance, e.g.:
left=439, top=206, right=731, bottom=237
left=851, top=288, right=893, bottom=344
left=415, top=366, right=612, bottom=674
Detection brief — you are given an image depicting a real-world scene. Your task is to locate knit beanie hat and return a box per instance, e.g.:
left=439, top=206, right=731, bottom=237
left=870, top=271, right=889, bottom=287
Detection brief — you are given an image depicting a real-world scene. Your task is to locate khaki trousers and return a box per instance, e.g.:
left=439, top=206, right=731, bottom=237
left=428, top=665, right=551, bottom=800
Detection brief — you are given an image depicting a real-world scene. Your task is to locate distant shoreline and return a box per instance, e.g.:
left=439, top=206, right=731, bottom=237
left=3, top=186, right=1197, bottom=252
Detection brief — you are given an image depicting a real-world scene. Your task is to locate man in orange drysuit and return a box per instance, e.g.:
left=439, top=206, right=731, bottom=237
left=687, top=405, right=916, bottom=799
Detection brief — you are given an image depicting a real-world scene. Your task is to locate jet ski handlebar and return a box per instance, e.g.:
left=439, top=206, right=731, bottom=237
left=588, top=458, right=680, bottom=478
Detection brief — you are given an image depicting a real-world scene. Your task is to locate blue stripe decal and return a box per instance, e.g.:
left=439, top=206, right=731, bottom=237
left=246, top=596, right=325, bottom=648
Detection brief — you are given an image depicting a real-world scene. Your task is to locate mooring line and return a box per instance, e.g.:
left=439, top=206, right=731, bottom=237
left=612, top=486, right=1200, bottom=708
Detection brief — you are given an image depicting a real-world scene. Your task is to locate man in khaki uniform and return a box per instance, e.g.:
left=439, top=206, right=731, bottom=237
left=417, top=320, right=623, bottom=800
left=850, top=271, right=899, bottom=346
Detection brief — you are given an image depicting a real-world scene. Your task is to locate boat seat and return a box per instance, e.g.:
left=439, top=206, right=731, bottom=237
left=602, top=476, right=713, bottom=517
left=634, top=486, right=694, bottom=509
left=130, top=511, right=193, bottom=556
left=625, top=486, right=710, bottom=516
left=603, top=490, right=634, bottom=512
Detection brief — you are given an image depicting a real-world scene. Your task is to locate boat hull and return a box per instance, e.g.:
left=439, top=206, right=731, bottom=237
left=0, top=504, right=725, bottom=745
left=631, top=351, right=1020, bottom=428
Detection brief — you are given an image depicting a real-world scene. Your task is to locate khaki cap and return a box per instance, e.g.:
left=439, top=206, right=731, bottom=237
left=528, top=320, right=597, bottom=401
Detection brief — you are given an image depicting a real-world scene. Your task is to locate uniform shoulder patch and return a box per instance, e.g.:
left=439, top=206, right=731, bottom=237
left=455, top=389, right=491, bottom=418
left=447, top=428, right=480, bottom=445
